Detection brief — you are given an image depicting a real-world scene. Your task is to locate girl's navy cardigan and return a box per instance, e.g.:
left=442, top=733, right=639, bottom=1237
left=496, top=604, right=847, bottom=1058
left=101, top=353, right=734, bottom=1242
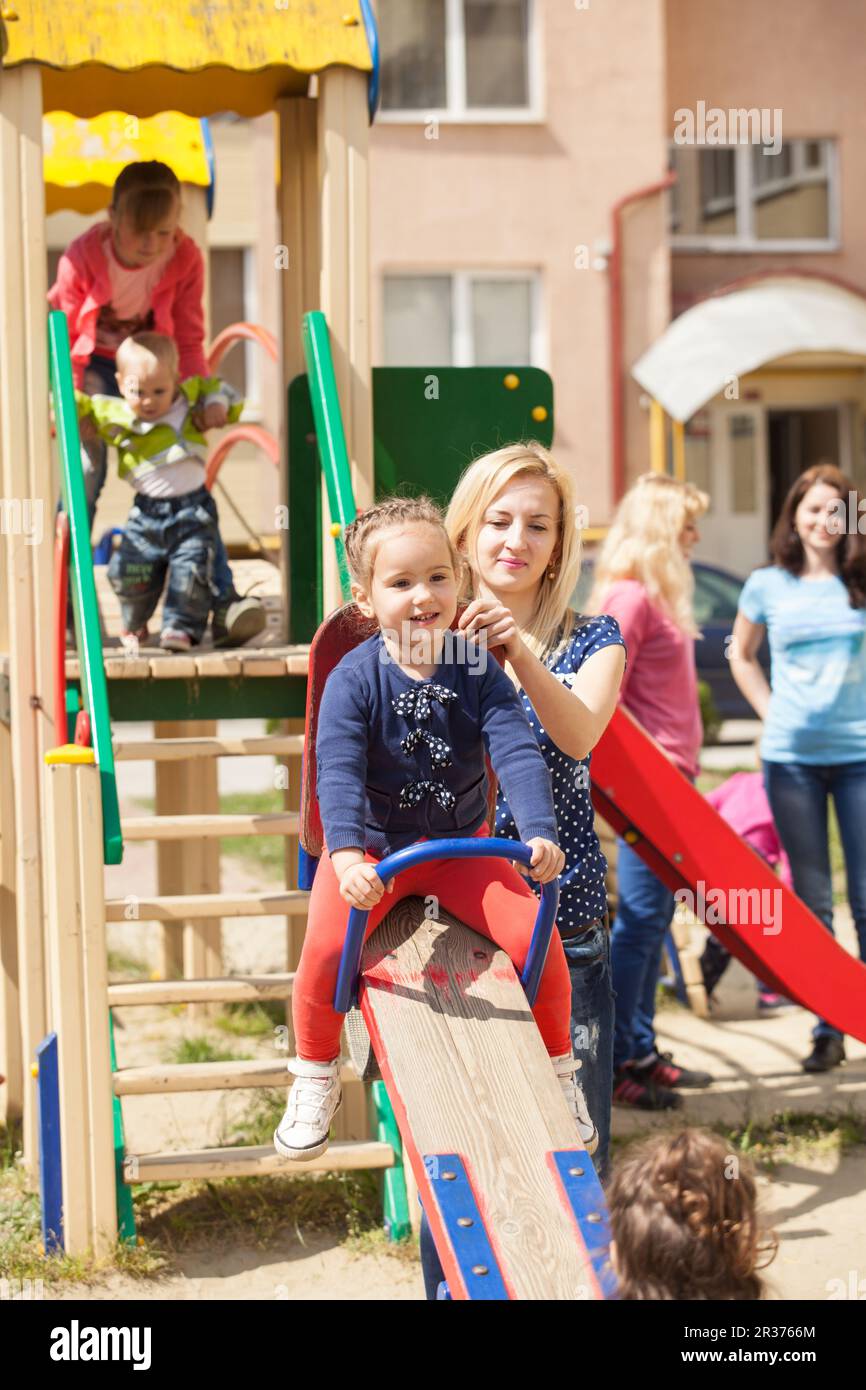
left=317, top=632, right=559, bottom=857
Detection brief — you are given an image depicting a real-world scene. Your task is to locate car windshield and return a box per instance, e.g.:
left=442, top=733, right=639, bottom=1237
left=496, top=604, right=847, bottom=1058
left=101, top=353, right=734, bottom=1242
left=570, top=561, right=744, bottom=622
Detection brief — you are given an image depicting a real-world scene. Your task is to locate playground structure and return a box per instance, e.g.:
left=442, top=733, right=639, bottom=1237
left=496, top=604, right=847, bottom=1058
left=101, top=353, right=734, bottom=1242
left=2, top=2, right=865, bottom=1301
left=3, top=0, right=598, bottom=1300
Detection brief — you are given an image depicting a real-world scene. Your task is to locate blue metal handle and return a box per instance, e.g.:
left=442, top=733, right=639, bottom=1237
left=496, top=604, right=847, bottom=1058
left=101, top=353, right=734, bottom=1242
left=333, top=837, right=559, bottom=1014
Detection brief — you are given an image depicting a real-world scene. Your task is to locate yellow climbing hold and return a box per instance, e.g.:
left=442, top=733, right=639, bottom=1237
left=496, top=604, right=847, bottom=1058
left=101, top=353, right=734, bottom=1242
left=531, top=405, right=548, bottom=423
left=31, top=1062, right=39, bottom=1078
left=44, top=744, right=96, bottom=765
left=330, top=522, right=342, bottom=538
left=503, top=373, right=520, bottom=390
left=624, top=829, right=639, bottom=845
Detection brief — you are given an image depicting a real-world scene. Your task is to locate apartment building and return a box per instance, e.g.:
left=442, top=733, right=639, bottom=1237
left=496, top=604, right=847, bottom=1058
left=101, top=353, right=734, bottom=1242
left=371, top=0, right=866, bottom=575
left=47, top=0, right=866, bottom=578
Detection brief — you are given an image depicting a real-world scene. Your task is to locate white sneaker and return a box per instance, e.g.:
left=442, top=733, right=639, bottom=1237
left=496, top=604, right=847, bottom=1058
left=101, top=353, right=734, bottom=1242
left=273, top=1056, right=342, bottom=1161
left=552, top=1052, right=599, bottom=1155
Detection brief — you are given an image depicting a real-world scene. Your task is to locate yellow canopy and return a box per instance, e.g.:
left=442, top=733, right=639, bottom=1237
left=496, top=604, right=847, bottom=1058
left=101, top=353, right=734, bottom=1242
left=2, top=0, right=372, bottom=118
left=44, top=112, right=210, bottom=213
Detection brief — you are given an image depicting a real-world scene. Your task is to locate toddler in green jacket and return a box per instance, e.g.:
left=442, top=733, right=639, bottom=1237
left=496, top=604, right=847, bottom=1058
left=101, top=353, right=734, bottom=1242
left=77, top=331, right=242, bottom=652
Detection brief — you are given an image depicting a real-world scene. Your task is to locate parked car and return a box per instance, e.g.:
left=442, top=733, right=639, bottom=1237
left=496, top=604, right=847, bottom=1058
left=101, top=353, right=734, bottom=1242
left=571, top=560, right=770, bottom=722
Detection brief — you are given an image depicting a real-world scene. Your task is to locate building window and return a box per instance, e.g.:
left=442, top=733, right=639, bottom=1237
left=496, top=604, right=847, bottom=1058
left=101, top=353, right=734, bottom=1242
left=382, top=272, right=541, bottom=367
left=379, top=0, right=538, bottom=120
left=209, top=246, right=257, bottom=407
left=669, top=138, right=838, bottom=250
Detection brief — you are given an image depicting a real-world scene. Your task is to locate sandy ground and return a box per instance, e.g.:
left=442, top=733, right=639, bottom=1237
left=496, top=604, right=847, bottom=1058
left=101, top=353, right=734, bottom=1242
left=45, top=723, right=866, bottom=1302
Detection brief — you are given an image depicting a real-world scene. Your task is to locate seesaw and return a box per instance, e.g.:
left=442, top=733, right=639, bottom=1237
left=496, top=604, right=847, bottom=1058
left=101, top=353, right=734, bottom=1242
left=299, top=605, right=616, bottom=1301
left=592, top=706, right=866, bottom=1040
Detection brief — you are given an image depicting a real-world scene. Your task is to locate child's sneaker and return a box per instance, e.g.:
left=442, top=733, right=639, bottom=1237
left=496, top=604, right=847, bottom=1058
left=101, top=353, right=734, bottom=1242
left=757, top=989, right=794, bottom=1012
left=631, top=1049, right=712, bottom=1089
left=551, top=1052, right=598, bottom=1154
left=120, top=626, right=148, bottom=654
left=160, top=628, right=193, bottom=652
left=274, top=1056, right=342, bottom=1161
left=613, top=1063, right=681, bottom=1111
left=211, top=590, right=267, bottom=648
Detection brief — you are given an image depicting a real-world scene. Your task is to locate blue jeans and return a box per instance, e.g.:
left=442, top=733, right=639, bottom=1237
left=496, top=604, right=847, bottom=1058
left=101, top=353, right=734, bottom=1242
left=763, top=758, right=866, bottom=1041
left=418, top=919, right=615, bottom=1299
left=611, top=839, right=675, bottom=1069
left=108, top=486, right=220, bottom=642
left=76, top=354, right=235, bottom=603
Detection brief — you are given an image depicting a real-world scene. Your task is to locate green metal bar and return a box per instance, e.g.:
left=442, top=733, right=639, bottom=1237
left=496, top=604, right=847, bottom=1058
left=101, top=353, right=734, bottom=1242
left=301, top=310, right=357, bottom=600
left=372, top=1080, right=412, bottom=1242
left=109, top=1013, right=136, bottom=1245
left=48, top=310, right=123, bottom=865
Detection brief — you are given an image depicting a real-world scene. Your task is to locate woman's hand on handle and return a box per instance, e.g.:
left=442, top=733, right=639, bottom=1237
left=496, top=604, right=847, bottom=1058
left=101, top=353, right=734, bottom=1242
left=522, top=837, right=565, bottom=884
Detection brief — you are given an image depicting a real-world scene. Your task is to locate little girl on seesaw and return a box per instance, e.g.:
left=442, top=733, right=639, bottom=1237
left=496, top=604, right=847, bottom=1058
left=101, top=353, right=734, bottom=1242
left=274, top=495, right=597, bottom=1161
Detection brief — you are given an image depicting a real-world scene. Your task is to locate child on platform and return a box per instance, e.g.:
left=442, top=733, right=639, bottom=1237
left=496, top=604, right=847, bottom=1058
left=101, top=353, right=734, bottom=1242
left=606, top=1129, right=777, bottom=1299
left=49, top=159, right=264, bottom=647
left=274, top=496, right=595, bottom=1161
left=77, top=331, right=242, bottom=651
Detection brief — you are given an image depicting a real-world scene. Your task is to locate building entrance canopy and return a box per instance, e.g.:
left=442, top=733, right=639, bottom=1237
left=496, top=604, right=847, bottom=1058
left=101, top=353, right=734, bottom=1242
left=632, top=276, right=866, bottom=423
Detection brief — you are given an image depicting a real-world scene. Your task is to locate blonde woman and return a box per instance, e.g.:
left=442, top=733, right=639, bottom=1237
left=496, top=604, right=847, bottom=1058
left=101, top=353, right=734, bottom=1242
left=412, top=443, right=626, bottom=1299
left=587, top=473, right=712, bottom=1110
left=447, top=443, right=626, bottom=1161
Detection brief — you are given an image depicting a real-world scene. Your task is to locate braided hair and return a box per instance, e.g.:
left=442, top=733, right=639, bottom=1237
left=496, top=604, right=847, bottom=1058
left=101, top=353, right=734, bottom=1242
left=343, top=495, right=465, bottom=591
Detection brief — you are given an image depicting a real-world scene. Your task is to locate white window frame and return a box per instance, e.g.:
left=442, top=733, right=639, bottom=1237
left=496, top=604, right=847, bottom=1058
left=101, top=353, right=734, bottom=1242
left=378, top=0, right=544, bottom=125
left=382, top=269, right=545, bottom=369
left=671, top=139, right=840, bottom=253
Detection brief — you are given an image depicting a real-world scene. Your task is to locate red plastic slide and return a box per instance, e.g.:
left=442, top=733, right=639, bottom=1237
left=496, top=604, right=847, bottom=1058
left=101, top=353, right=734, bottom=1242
left=591, top=707, right=866, bottom=1042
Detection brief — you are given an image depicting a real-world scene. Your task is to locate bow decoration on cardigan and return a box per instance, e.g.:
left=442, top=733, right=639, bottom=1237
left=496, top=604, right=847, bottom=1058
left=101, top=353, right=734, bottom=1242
left=391, top=683, right=458, bottom=722
left=400, top=728, right=452, bottom=769
left=398, top=779, right=457, bottom=812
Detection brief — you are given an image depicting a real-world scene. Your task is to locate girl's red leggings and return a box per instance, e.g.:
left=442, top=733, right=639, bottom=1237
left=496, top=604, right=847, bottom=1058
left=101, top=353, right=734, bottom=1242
left=292, top=824, right=572, bottom=1062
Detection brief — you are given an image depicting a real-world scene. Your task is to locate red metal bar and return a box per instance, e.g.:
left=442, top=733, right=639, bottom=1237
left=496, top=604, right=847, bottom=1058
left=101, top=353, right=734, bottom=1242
left=206, top=322, right=278, bottom=374
left=53, top=512, right=70, bottom=743
left=205, top=424, right=280, bottom=491
left=609, top=172, right=677, bottom=506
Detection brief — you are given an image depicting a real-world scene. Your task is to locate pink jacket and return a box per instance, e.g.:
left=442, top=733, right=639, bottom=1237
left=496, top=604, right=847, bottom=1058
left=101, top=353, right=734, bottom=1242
left=706, top=773, right=793, bottom=888
left=47, top=222, right=208, bottom=388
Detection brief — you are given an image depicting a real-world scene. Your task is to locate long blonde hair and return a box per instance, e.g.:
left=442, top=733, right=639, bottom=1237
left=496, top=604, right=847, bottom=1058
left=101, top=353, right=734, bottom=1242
left=445, top=442, right=584, bottom=662
left=587, top=474, right=709, bottom=637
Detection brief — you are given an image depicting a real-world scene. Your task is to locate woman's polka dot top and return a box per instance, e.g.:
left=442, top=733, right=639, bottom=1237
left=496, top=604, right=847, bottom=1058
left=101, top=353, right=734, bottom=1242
left=495, top=613, right=625, bottom=934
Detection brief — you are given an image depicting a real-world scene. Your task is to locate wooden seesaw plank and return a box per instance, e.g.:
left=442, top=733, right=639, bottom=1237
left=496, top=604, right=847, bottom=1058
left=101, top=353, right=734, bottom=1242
left=360, top=899, right=609, bottom=1301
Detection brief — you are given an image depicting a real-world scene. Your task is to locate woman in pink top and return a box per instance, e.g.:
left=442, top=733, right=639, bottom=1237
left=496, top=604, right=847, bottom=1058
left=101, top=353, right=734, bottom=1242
left=49, top=160, right=264, bottom=645
left=588, top=474, right=712, bottom=1110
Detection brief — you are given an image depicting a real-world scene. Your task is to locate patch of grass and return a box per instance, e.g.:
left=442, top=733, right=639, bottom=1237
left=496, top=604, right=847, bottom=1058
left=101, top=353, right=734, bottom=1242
left=0, top=1159, right=166, bottom=1284
left=215, top=1000, right=286, bottom=1038
left=345, top=1225, right=420, bottom=1264
left=164, top=1036, right=252, bottom=1065
left=107, top=950, right=150, bottom=980
left=609, top=1110, right=866, bottom=1172
left=131, top=1169, right=383, bottom=1253
left=717, top=1110, right=866, bottom=1169
left=1, top=1119, right=23, bottom=1172
left=224, top=1089, right=290, bottom=1149
left=219, top=789, right=287, bottom=878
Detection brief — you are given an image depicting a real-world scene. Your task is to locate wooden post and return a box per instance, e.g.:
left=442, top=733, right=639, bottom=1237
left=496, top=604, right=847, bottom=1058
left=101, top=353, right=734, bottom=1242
left=154, top=721, right=222, bottom=997
left=0, top=710, right=22, bottom=1127
left=277, top=97, right=320, bottom=643
left=672, top=417, right=686, bottom=481
left=77, top=763, right=117, bottom=1254
left=0, top=64, right=51, bottom=1169
left=317, top=68, right=373, bottom=616
left=43, top=763, right=92, bottom=1255
left=650, top=398, right=667, bottom=475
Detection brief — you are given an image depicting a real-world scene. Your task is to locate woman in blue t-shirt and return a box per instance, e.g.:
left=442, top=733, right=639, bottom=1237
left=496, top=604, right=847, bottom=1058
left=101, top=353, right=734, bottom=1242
left=730, top=463, right=866, bottom=1074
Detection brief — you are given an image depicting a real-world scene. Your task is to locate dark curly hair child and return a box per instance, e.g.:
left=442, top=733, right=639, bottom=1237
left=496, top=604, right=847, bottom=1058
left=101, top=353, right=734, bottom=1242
left=606, top=1128, right=777, bottom=1300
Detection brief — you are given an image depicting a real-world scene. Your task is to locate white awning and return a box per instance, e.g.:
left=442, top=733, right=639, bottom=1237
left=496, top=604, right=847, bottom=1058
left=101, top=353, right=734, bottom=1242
left=632, top=277, right=866, bottom=422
